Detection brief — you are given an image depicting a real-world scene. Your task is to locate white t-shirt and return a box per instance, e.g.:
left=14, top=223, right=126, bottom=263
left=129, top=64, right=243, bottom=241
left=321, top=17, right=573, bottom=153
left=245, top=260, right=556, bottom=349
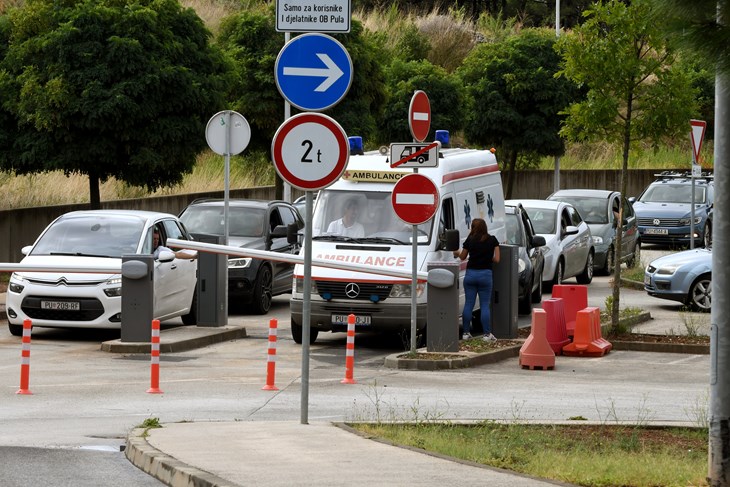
left=327, top=218, right=365, bottom=238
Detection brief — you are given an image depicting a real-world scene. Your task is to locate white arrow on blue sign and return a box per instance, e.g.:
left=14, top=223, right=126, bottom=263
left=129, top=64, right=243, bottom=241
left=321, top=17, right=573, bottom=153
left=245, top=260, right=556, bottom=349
left=275, top=33, right=353, bottom=112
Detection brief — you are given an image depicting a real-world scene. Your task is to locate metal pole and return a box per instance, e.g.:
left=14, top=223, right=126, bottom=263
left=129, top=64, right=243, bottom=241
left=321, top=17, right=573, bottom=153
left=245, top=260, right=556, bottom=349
left=410, top=224, right=418, bottom=353
left=283, top=32, right=293, bottom=203
left=709, top=9, right=730, bottom=479
left=223, top=110, right=231, bottom=319
left=553, top=0, right=561, bottom=194
left=301, top=191, right=313, bottom=424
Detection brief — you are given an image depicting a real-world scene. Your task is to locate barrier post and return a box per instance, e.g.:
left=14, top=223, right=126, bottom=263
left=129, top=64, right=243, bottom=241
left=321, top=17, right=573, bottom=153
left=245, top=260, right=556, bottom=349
left=262, top=319, right=279, bottom=391
left=16, top=319, right=33, bottom=395
left=147, top=319, right=163, bottom=394
left=341, top=314, right=356, bottom=384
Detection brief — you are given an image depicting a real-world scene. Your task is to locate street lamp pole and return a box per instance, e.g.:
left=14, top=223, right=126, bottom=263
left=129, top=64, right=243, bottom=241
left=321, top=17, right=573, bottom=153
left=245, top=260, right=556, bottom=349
left=554, top=0, right=561, bottom=193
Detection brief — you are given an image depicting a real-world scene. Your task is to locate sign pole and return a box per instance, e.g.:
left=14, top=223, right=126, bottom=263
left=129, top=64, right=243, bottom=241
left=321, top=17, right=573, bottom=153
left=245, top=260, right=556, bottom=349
left=223, top=111, right=232, bottom=318
left=300, top=191, right=313, bottom=424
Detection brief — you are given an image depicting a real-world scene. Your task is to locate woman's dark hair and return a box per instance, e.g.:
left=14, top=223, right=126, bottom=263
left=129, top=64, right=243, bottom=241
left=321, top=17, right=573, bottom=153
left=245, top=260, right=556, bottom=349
left=469, top=218, right=489, bottom=242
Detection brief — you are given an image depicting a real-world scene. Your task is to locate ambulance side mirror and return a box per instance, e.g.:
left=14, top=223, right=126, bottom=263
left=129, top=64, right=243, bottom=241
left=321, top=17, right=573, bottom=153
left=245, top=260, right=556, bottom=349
left=443, top=229, right=460, bottom=251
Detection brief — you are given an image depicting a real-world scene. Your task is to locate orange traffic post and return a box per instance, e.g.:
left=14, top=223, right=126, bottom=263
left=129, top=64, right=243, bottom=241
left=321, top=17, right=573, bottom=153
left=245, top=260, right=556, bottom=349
left=341, top=314, right=357, bottom=384
left=147, top=319, right=163, bottom=394
left=262, top=319, right=279, bottom=391
left=16, top=319, right=33, bottom=395
left=519, top=309, right=556, bottom=370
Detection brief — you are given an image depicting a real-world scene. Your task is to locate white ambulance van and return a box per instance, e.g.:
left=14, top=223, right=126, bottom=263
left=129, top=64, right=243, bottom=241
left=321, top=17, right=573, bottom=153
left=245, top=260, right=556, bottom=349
left=290, top=138, right=506, bottom=344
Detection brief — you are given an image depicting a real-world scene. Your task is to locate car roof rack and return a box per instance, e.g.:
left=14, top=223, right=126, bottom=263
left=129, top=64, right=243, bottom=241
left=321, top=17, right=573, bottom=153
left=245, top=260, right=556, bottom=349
left=653, top=170, right=714, bottom=182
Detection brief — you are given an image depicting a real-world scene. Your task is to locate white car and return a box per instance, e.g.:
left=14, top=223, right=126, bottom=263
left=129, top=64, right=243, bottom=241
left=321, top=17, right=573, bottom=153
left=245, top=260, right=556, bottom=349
left=6, top=210, right=198, bottom=336
left=508, top=199, right=595, bottom=290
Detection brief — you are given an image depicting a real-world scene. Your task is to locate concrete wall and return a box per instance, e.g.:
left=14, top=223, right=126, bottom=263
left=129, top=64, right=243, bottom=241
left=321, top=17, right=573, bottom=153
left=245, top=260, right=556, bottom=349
left=0, top=169, right=673, bottom=263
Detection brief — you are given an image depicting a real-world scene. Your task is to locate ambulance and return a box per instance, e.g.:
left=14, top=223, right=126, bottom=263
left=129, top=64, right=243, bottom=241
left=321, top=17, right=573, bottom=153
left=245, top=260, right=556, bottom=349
left=290, top=134, right=506, bottom=345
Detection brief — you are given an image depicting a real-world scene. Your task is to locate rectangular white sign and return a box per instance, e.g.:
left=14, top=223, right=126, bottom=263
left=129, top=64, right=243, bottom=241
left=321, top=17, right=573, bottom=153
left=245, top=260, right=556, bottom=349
left=389, top=142, right=440, bottom=168
left=276, top=0, right=351, bottom=33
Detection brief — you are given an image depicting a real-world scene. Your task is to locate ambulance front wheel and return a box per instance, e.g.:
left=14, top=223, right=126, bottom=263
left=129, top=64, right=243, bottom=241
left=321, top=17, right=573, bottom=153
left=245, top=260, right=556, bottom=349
left=291, top=319, right=319, bottom=345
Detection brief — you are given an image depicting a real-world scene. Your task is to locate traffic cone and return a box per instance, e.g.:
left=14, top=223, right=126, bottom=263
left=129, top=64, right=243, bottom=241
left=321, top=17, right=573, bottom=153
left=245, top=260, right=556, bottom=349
left=262, top=319, right=279, bottom=391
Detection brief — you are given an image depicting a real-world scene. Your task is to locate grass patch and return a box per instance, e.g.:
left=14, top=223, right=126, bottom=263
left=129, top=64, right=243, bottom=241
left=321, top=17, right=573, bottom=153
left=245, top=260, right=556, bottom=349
left=621, top=265, right=646, bottom=282
left=351, top=422, right=708, bottom=487
left=137, top=417, right=163, bottom=437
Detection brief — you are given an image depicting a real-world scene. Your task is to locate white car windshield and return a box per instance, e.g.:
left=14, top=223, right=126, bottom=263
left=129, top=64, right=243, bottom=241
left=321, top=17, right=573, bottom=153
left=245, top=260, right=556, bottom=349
left=31, top=215, right=145, bottom=258
left=312, top=190, right=433, bottom=244
left=640, top=184, right=706, bottom=204
left=523, top=208, right=556, bottom=234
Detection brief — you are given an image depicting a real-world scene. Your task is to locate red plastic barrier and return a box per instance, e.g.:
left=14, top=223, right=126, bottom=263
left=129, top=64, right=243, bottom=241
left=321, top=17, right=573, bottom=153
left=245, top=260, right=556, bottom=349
left=562, top=307, right=611, bottom=357
left=551, top=284, right=588, bottom=337
left=147, top=319, right=163, bottom=394
left=519, top=309, right=556, bottom=370
left=262, top=319, right=279, bottom=391
left=542, top=298, right=571, bottom=355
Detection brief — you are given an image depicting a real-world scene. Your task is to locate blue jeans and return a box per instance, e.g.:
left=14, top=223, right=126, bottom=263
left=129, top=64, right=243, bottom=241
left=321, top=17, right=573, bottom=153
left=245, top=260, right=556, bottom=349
left=462, top=268, right=493, bottom=335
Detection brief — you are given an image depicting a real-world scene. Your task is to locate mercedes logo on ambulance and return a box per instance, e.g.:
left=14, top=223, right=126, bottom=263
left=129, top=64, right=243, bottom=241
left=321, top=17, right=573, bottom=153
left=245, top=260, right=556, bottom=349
left=345, top=283, right=360, bottom=298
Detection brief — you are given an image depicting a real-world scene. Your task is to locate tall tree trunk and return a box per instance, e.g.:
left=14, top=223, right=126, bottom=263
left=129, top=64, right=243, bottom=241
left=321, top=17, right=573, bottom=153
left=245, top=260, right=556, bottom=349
left=611, top=89, right=633, bottom=331
left=88, top=172, right=101, bottom=210
left=275, top=173, right=284, bottom=200
left=505, top=149, right=518, bottom=199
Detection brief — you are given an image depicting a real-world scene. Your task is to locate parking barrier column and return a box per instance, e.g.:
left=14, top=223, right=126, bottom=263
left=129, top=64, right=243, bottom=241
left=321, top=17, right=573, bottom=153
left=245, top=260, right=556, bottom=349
left=147, top=320, right=163, bottom=394
left=341, top=314, right=356, bottom=384
left=16, top=319, right=33, bottom=395
left=262, top=319, right=279, bottom=391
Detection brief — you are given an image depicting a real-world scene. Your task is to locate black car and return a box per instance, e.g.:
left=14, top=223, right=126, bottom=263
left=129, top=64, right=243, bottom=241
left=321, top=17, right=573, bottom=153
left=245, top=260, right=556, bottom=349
left=504, top=203, right=546, bottom=314
left=178, top=199, right=304, bottom=314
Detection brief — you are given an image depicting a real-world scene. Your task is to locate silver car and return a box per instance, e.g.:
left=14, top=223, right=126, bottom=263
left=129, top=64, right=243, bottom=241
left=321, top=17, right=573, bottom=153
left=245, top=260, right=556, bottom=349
left=644, top=248, right=712, bottom=312
left=547, top=189, right=641, bottom=274
left=509, top=199, right=595, bottom=290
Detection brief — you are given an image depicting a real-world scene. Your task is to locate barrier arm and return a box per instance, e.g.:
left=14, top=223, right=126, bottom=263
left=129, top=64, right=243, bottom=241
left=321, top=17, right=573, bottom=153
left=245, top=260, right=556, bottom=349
left=0, top=263, right=121, bottom=273
left=166, top=238, right=428, bottom=281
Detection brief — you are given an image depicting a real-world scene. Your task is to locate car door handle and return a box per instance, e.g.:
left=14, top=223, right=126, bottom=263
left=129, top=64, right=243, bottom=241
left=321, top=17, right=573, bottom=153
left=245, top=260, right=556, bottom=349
left=170, top=264, right=177, bottom=270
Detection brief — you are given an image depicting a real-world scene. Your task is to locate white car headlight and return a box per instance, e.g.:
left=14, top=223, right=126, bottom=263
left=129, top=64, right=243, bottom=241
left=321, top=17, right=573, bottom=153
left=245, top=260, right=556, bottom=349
left=656, top=265, right=681, bottom=276
left=518, top=258, right=526, bottom=273
left=229, top=258, right=253, bottom=268
left=592, top=236, right=603, bottom=244
left=104, top=277, right=122, bottom=297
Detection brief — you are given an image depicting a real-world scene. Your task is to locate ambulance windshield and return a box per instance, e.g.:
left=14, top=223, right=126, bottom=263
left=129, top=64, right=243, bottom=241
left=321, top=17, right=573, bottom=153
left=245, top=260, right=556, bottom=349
left=312, top=190, right=433, bottom=244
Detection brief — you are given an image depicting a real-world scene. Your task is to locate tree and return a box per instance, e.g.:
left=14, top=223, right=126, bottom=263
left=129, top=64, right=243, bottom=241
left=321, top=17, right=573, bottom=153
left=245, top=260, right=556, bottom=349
left=555, top=0, right=696, bottom=330
left=379, top=59, right=466, bottom=144
left=457, top=28, right=579, bottom=198
left=0, top=0, right=229, bottom=209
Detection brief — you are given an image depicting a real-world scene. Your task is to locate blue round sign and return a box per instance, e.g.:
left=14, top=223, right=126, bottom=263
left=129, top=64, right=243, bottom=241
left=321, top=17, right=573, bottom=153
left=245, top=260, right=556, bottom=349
left=275, top=33, right=353, bottom=112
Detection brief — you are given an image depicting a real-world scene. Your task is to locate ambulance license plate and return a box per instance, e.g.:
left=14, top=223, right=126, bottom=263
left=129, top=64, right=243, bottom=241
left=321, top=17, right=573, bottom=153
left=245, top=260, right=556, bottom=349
left=332, top=314, right=371, bottom=326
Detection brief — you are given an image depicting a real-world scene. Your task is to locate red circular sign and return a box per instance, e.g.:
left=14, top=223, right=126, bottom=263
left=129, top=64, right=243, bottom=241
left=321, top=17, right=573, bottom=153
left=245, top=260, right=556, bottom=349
left=392, top=173, right=439, bottom=225
left=271, top=113, right=349, bottom=191
left=409, top=90, right=431, bottom=143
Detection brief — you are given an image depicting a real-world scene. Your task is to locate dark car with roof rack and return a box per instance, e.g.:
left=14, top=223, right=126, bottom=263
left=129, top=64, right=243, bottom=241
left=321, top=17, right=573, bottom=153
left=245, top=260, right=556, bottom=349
left=629, top=171, right=714, bottom=248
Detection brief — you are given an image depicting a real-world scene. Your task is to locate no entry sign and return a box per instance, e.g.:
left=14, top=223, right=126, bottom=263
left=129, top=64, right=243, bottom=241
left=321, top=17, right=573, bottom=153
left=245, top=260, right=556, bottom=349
left=409, top=90, right=431, bottom=143
left=392, top=173, right=439, bottom=225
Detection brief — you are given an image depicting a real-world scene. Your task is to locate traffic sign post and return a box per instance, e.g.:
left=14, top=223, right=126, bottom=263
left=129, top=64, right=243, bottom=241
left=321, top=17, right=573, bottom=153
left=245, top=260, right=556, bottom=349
left=275, top=33, right=353, bottom=112
left=390, top=141, right=440, bottom=168
left=392, top=173, right=440, bottom=354
left=276, top=0, right=351, bottom=33
left=409, top=90, right=431, bottom=143
left=688, top=119, right=706, bottom=250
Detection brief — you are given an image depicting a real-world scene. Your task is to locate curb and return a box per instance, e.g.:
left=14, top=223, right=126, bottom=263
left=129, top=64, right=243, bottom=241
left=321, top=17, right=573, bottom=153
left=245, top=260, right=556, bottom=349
left=101, top=326, right=247, bottom=353
left=384, top=345, right=522, bottom=370
left=125, top=428, right=239, bottom=487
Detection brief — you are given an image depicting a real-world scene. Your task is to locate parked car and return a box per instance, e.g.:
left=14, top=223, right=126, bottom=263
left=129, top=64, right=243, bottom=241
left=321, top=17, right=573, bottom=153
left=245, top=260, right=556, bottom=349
left=5, top=210, right=198, bottom=336
left=293, top=194, right=316, bottom=217
left=630, top=171, right=714, bottom=248
left=178, top=199, right=303, bottom=314
left=547, top=189, right=640, bottom=274
left=504, top=203, right=546, bottom=314
left=509, top=199, right=595, bottom=290
left=644, top=248, right=712, bottom=312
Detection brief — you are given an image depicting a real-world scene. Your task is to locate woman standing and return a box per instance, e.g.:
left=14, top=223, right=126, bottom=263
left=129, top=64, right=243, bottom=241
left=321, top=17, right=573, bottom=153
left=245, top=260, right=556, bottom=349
left=453, top=218, right=501, bottom=341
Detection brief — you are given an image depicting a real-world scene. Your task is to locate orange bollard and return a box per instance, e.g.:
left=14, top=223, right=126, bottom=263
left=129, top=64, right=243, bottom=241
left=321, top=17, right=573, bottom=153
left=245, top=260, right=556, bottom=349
left=341, top=314, right=356, bottom=384
left=16, top=319, right=33, bottom=395
left=562, top=307, right=610, bottom=357
left=147, top=319, right=163, bottom=394
left=552, top=284, right=588, bottom=337
left=262, top=319, right=279, bottom=391
left=519, top=309, right=556, bottom=370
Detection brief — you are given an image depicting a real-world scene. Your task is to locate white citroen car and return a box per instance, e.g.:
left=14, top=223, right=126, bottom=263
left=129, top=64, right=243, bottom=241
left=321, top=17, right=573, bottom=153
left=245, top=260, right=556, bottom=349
left=6, top=210, right=198, bottom=336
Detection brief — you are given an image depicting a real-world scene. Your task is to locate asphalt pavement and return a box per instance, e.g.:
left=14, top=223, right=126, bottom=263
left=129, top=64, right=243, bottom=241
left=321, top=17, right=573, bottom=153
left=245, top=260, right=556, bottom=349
left=0, top=277, right=710, bottom=487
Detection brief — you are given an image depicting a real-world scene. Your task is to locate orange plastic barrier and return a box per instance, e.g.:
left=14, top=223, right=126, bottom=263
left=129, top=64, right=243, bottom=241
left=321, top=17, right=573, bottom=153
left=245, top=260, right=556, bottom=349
left=16, top=319, right=33, bottom=395
left=562, top=307, right=611, bottom=357
left=542, top=298, right=571, bottom=355
left=341, top=314, right=357, bottom=384
left=519, top=309, right=556, bottom=370
left=147, top=319, right=163, bottom=394
left=551, top=284, right=588, bottom=337
left=262, top=319, right=279, bottom=391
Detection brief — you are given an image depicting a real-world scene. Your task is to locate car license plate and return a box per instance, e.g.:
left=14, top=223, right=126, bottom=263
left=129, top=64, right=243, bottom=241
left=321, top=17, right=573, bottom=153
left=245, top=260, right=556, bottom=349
left=332, top=314, right=371, bottom=326
left=645, top=228, right=668, bottom=235
left=41, top=300, right=80, bottom=311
